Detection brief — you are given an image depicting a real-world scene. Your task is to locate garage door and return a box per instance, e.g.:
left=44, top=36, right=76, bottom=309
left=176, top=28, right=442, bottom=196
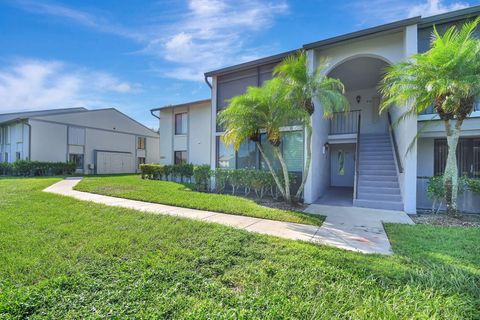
left=96, top=151, right=135, bottom=174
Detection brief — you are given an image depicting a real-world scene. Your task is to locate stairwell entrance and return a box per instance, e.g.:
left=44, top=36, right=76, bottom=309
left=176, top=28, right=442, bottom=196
left=318, top=56, right=404, bottom=211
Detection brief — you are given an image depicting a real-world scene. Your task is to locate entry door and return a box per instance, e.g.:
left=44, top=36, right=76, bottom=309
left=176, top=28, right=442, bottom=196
left=330, top=144, right=355, bottom=187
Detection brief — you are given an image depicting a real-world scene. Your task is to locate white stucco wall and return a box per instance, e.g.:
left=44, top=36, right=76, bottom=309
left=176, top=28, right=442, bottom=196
left=158, top=100, right=211, bottom=165
left=346, top=88, right=388, bottom=134
left=189, top=103, right=212, bottom=165
left=417, top=138, right=435, bottom=177
left=25, top=109, right=159, bottom=172
left=0, top=123, right=30, bottom=162
left=306, top=26, right=419, bottom=212
left=29, top=119, right=68, bottom=162
left=84, top=128, right=135, bottom=172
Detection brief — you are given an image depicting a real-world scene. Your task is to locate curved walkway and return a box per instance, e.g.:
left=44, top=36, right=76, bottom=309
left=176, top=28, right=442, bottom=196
left=44, top=178, right=413, bottom=255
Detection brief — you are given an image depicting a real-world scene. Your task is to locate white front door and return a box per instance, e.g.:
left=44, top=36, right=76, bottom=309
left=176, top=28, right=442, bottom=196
left=330, top=144, right=355, bottom=187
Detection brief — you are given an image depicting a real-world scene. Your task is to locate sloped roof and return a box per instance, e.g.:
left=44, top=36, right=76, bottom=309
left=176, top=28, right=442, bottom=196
left=0, top=107, right=87, bottom=125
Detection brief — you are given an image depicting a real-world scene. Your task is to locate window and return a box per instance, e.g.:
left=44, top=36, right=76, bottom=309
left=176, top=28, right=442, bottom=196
left=282, top=131, right=304, bottom=172
left=4, top=152, right=8, bottom=163
left=174, top=151, right=187, bottom=165
left=15, top=152, right=21, bottom=161
left=137, top=137, right=146, bottom=150
left=216, top=137, right=235, bottom=168
left=421, top=98, right=480, bottom=115
left=175, top=113, right=188, bottom=135
left=4, top=127, right=9, bottom=144
left=434, top=138, right=480, bottom=178
left=137, top=157, right=146, bottom=168
left=237, top=140, right=257, bottom=169
left=69, top=154, right=84, bottom=170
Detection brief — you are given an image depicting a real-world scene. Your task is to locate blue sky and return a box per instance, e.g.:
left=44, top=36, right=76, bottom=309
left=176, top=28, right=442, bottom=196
left=0, top=0, right=477, bottom=129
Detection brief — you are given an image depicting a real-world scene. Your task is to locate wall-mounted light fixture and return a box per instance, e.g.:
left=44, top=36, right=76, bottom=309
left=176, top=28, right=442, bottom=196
left=356, top=95, right=361, bottom=104
left=323, top=142, right=330, bottom=155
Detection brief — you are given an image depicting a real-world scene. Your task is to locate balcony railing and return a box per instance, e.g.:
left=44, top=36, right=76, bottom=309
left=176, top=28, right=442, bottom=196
left=329, top=110, right=361, bottom=135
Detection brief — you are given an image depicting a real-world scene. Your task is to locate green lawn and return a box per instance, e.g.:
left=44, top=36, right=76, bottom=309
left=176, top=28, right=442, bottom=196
left=1, top=178, right=479, bottom=319
left=74, top=175, right=324, bottom=226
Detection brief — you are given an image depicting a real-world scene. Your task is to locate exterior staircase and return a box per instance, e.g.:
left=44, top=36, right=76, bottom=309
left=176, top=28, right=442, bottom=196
left=354, top=133, right=403, bottom=211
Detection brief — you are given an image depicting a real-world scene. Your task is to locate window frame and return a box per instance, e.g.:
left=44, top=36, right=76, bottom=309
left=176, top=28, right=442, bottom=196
left=69, top=153, right=84, bottom=170
left=137, top=136, right=146, bottom=150
left=137, top=156, right=146, bottom=169
left=175, top=112, right=188, bottom=135
left=434, top=137, right=480, bottom=178
left=174, top=150, right=187, bottom=165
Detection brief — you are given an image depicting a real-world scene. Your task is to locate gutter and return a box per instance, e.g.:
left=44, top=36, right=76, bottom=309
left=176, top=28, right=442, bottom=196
left=150, top=109, right=160, bottom=120
left=204, top=75, right=212, bottom=89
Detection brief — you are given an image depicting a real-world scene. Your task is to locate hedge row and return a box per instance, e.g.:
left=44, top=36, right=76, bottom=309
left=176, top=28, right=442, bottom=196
left=140, top=163, right=296, bottom=199
left=0, top=160, right=76, bottom=176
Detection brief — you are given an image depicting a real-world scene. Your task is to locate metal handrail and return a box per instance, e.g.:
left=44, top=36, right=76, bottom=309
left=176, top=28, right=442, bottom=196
left=354, top=113, right=361, bottom=199
left=329, top=110, right=361, bottom=135
left=387, top=111, right=404, bottom=173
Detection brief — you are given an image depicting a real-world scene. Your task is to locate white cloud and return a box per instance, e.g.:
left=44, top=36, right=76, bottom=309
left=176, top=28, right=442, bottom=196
left=408, top=0, right=469, bottom=17
left=0, top=59, right=138, bottom=113
left=347, top=0, right=472, bottom=26
left=152, top=0, right=289, bottom=80
left=11, top=0, right=289, bottom=81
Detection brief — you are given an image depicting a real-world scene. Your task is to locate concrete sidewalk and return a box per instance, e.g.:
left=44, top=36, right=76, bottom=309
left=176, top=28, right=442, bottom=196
left=44, top=178, right=413, bottom=255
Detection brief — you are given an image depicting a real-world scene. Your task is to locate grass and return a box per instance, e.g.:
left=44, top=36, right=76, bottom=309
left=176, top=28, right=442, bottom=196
left=74, top=175, right=324, bottom=226
left=0, top=177, right=479, bottom=319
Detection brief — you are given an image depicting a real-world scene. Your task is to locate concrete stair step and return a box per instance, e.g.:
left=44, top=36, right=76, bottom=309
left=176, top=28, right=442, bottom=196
left=358, top=192, right=402, bottom=202
left=361, top=159, right=396, bottom=165
left=358, top=186, right=400, bottom=194
left=359, top=175, right=399, bottom=182
left=354, top=199, right=403, bottom=211
left=360, top=164, right=396, bottom=171
left=360, top=169, right=397, bottom=176
left=360, top=180, right=400, bottom=188
left=361, top=155, right=394, bottom=161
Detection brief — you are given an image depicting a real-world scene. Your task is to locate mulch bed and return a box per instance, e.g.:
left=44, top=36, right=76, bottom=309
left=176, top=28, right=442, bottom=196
left=255, top=197, right=307, bottom=212
left=412, top=211, right=480, bottom=227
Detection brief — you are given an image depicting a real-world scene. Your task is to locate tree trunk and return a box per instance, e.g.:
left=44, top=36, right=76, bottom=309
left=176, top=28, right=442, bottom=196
left=295, top=122, right=312, bottom=201
left=255, top=141, right=287, bottom=200
left=443, top=119, right=462, bottom=216
left=273, top=146, right=291, bottom=203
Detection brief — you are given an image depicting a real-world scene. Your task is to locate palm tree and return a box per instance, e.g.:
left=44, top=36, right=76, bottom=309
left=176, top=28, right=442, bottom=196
left=274, top=51, right=350, bottom=200
left=218, top=78, right=306, bottom=202
left=380, top=17, right=480, bottom=215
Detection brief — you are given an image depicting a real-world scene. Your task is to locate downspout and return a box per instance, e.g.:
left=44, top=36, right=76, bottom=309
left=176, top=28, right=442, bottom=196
left=24, top=120, right=32, bottom=161
left=204, top=75, right=212, bottom=89
left=150, top=109, right=160, bottom=120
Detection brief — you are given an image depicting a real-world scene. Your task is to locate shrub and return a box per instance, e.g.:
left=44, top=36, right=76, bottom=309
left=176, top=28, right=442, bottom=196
left=467, top=178, right=480, bottom=195
left=193, top=165, right=211, bottom=192
left=0, top=162, right=13, bottom=175
left=213, top=169, right=229, bottom=193
left=427, top=175, right=468, bottom=213
left=0, top=161, right=76, bottom=177
left=140, top=164, right=163, bottom=180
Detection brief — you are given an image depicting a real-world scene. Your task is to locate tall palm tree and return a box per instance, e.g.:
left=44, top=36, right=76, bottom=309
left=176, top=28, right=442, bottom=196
left=380, top=17, right=480, bottom=215
left=274, top=51, right=350, bottom=200
left=218, top=78, right=306, bottom=202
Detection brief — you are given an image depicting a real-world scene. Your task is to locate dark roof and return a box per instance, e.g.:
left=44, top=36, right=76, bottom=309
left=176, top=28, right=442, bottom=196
left=204, top=49, right=299, bottom=77
left=0, top=107, right=87, bottom=125
left=150, top=99, right=211, bottom=112
left=303, top=16, right=421, bottom=50
left=203, top=5, right=480, bottom=77
left=419, top=4, right=480, bottom=28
